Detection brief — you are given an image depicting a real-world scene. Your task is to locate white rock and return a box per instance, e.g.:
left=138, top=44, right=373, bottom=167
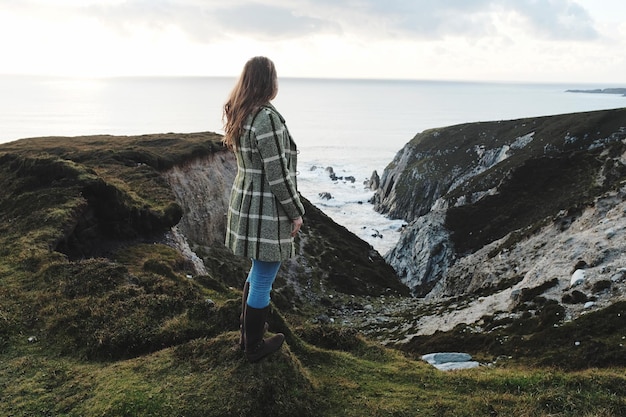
left=611, top=271, right=625, bottom=282
left=422, top=352, right=472, bottom=364
left=584, top=301, right=595, bottom=309
left=570, top=269, right=586, bottom=287
left=433, top=361, right=480, bottom=371
left=422, top=352, right=480, bottom=371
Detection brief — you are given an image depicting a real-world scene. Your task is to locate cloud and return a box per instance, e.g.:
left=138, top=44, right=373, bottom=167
left=211, top=3, right=341, bottom=40
left=504, top=0, right=599, bottom=40
left=83, top=0, right=340, bottom=42
left=77, top=0, right=599, bottom=43
left=84, top=1, right=221, bottom=40
left=333, top=0, right=599, bottom=41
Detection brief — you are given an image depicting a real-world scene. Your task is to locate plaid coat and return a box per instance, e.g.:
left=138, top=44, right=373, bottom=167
left=225, top=104, right=305, bottom=262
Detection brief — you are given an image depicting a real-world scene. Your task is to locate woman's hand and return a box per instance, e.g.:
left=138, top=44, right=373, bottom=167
left=291, top=216, right=303, bottom=237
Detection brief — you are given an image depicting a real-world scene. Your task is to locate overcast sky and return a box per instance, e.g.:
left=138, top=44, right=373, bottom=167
left=1, top=0, right=625, bottom=83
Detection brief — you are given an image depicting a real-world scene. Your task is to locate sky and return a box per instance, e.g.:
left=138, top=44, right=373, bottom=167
left=1, top=0, right=625, bottom=83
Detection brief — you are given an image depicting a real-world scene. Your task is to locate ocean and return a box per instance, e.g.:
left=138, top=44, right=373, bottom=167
left=1, top=75, right=625, bottom=254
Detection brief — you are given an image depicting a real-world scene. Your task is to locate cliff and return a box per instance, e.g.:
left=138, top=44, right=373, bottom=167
left=373, top=108, right=626, bottom=294
left=0, top=132, right=411, bottom=415
left=0, top=132, right=407, bottom=359
left=364, top=108, right=626, bottom=353
left=1, top=124, right=625, bottom=416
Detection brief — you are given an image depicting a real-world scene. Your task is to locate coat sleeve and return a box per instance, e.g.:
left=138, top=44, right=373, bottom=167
left=254, top=109, right=305, bottom=220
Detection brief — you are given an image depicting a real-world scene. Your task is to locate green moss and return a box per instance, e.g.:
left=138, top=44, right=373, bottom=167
left=402, top=301, right=625, bottom=371
left=1, top=131, right=625, bottom=416
left=27, top=256, right=228, bottom=360
left=4, top=336, right=625, bottom=417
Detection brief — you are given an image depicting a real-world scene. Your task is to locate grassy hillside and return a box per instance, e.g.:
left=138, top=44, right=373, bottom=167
left=1, top=133, right=624, bottom=416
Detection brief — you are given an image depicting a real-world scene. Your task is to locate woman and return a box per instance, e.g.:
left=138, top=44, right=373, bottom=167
left=222, top=56, right=305, bottom=363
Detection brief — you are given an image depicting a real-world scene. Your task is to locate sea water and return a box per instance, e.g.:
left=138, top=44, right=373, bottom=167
left=1, top=75, right=625, bottom=254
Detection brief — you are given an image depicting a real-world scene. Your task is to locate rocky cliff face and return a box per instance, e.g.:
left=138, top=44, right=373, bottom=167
left=163, top=152, right=237, bottom=248
left=372, top=108, right=626, bottom=299
left=161, top=148, right=409, bottom=312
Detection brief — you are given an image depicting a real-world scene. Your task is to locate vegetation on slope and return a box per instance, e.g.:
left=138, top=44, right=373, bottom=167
left=1, top=132, right=624, bottom=416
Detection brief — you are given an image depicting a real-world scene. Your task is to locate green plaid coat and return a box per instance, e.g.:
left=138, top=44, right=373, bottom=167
left=225, top=104, right=305, bottom=262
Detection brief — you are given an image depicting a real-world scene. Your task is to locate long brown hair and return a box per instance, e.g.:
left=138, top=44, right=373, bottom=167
left=222, top=56, right=278, bottom=149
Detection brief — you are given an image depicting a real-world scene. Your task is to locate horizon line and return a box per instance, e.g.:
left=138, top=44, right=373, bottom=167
left=1, top=72, right=625, bottom=87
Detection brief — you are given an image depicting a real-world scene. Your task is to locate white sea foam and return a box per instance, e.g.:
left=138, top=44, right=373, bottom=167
left=298, top=162, right=405, bottom=256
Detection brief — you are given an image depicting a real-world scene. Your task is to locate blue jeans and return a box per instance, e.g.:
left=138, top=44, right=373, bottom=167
left=246, top=259, right=281, bottom=309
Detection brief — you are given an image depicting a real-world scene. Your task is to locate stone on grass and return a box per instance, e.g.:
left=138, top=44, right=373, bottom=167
left=421, top=352, right=479, bottom=371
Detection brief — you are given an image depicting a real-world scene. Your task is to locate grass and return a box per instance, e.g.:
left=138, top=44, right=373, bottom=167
left=1, top=131, right=625, bottom=416
left=2, top=335, right=624, bottom=417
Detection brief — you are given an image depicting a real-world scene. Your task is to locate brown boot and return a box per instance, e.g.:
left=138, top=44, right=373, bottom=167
left=244, top=304, right=284, bottom=363
left=239, top=282, right=268, bottom=351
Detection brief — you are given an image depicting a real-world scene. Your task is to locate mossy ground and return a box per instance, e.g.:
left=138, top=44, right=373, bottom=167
left=1, top=133, right=625, bottom=416
left=2, top=333, right=624, bottom=416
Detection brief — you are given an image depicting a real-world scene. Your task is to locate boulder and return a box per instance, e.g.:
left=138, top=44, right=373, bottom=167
left=367, top=170, right=380, bottom=190
left=570, top=269, right=586, bottom=287
left=421, top=352, right=479, bottom=371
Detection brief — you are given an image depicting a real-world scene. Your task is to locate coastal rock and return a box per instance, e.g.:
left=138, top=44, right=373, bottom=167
left=326, top=166, right=342, bottom=181
left=384, top=210, right=455, bottom=296
left=367, top=170, right=380, bottom=190
left=611, top=270, right=626, bottom=282
left=570, top=269, right=586, bottom=287
left=373, top=108, right=626, bottom=300
left=163, top=152, right=236, bottom=247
